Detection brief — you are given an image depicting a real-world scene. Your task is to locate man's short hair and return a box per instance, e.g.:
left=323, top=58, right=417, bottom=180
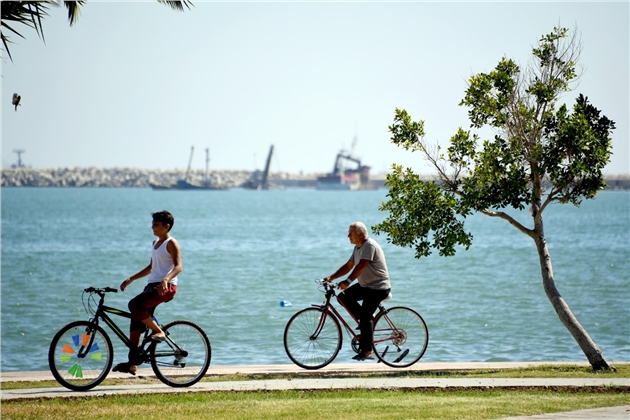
left=350, top=221, right=369, bottom=239
left=152, top=210, right=175, bottom=231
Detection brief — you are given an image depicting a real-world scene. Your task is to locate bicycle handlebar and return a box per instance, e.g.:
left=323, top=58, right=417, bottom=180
left=84, top=287, right=118, bottom=294
left=315, top=278, right=340, bottom=293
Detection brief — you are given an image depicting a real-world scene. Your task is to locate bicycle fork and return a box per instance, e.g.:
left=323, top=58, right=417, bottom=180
left=310, top=306, right=329, bottom=340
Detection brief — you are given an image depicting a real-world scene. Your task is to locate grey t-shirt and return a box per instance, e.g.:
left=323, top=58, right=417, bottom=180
left=352, top=237, right=391, bottom=290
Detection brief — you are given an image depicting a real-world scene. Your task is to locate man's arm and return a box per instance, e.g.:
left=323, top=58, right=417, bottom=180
left=164, top=238, right=183, bottom=282
left=348, top=259, right=370, bottom=281
left=120, top=262, right=152, bottom=291
left=332, top=259, right=369, bottom=291
left=324, top=259, right=354, bottom=282
left=151, top=238, right=183, bottom=296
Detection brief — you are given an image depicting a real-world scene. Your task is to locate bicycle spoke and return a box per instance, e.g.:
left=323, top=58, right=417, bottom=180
left=284, top=308, right=342, bottom=369
left=150, top=320, right=211, bottom=387
left=372, top=307, right=428, bottom=368
left=49, top=321, right=113, bottom=391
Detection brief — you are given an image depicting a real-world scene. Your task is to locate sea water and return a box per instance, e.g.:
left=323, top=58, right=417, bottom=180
left=1, top=187, right=628, bottom=372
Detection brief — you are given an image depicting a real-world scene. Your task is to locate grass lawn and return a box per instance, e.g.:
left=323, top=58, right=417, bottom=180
left=2, top=388, right=629, bottom=420
left=1, top=364, right=629, bottom=420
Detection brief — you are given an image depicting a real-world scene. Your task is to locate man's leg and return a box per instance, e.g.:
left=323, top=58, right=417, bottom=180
left=337, top=283, right=365, bottom=322
left=116, top=285, right=175, bottom=373
left=358, top=288, right=390, bottom=355
left=129, top=284, right=177, bottom=341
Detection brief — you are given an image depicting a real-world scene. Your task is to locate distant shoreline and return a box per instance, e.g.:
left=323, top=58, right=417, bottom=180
left=0, top=167, right=313, bottom=189
left=1, top=167, right=629, bottom=190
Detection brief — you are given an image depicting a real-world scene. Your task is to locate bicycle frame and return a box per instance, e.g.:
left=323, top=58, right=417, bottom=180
left=310, top=282, right=393, bottom=346
left=81, top=289, right=174, bottom=362
left=76, top=292, right=134, bottom=359
left=94, top=302, right=134, bottom=348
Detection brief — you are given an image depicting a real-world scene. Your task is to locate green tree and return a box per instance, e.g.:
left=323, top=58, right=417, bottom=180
left=1, top=0, right=192, bottom=61
left=373, top=27, right=615, bottom=371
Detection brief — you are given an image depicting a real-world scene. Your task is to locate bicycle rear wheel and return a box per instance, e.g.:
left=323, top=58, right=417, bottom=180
left=150, top=320, right=211, bottom=387
left=283, top=307, right=342, bottom=369
left=48, top=321, right=113, bottom=391
left=372, top=306, right=428, bottom=368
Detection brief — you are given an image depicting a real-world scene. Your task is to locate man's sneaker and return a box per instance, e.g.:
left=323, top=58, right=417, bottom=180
left=352, top=353, right=374, bottom=361
left=112, top=362, right=137, bottom=375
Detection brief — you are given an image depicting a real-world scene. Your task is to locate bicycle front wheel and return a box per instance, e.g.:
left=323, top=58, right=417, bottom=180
left=283, top=307, right=342, bottom=370
left=48, top=321, right=113, bottom=391
left=372, top=306, right=428, bottom=368
left=150, top=320, right=211, bottom=387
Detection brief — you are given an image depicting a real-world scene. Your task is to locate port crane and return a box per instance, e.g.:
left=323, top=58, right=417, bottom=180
left=12, top=149, right=25, bottom=167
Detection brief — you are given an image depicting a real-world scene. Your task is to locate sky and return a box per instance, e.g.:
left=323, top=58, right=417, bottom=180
left=2, top=1, right=628, bottom=175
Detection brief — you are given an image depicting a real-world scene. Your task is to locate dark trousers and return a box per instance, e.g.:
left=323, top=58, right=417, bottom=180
left=338, top=283, right=390, bottom=353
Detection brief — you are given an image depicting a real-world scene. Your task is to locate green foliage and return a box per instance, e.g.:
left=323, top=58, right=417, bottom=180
left=541, top=94, right=615, bottom=204
left=389, top=108, right=427, bottom=152
left=374, top=165, right=472, bottom=257
left=460, top=58, right=520, bottom=128
left=375, top=27, right=615, bottom=257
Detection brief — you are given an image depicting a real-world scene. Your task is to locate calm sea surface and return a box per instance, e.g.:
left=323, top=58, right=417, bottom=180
left=1, top=187, right=629, bottom=372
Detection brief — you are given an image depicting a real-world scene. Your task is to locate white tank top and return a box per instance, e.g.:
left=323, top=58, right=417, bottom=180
left=148, top=238, right=178, bottom=285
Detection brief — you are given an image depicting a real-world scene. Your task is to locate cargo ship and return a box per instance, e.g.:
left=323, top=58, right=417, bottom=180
left=316, top=150, right=371, bottom=190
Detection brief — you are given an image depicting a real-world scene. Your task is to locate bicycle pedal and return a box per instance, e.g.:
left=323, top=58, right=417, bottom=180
left=393, top=348, right=409, bottom=363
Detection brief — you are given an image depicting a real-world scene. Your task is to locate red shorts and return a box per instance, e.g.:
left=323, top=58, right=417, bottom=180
left=128, top=283, right=177, bottom=331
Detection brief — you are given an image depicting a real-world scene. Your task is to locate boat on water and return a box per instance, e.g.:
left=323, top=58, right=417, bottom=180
left=148, top=183, right=174, bottom=190
left=150, top=147, right=228, bottom=190
left=316, top=144, right=371, bottom=190
left=316, top=171, right=363, bottom=190
left=175, top=179, right=227, bottom=190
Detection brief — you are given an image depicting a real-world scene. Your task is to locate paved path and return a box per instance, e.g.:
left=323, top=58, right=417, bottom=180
left=496, top=406, right=630, bottom=420
left=2, top=362, right=629, bottom=419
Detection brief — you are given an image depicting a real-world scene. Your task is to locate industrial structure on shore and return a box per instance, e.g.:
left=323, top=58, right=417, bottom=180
left=316, top=135, right=374, bottom=190
left=3, top=147, right=629, bottom=190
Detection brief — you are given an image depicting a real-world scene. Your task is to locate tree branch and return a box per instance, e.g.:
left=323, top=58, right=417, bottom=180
left=538, top=192, right=556, bottom=223
left=480, top=209, right=535, bottom=238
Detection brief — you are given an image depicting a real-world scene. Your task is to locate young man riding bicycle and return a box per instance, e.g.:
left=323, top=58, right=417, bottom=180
left=113, top=210, right=182, bottom=375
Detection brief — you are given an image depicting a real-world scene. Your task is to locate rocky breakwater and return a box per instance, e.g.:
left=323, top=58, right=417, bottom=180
left=1, top=167, right=254, bottom=188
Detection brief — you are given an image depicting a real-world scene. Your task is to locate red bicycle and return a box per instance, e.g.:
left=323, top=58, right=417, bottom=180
left=283, top=279, right=428, bottom=369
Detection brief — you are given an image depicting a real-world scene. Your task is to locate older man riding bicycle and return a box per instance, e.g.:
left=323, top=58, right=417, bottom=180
left=324, top=221, right=392, bottom=361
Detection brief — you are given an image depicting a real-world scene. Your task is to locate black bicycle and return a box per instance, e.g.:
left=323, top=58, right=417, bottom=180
left=284, top=279, right=429, bottom=369
left=48, top=287, right=211, bottom=391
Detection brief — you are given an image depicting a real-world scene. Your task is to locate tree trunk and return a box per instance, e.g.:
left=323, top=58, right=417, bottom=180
left=533, top=220, right=612, bottom=371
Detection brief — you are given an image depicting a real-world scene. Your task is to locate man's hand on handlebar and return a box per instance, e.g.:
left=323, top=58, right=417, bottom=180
left=337, top=278, right=352, bottom=291
left=320, top=277, right=351, bottom=290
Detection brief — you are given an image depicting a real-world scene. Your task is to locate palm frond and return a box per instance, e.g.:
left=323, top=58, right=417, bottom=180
left=1, top=0, right=192, bottom=62
left=64, top=1, right=86, bottom=26
left=157, top=0, right=194, bottom=12
left=1, top=1, right=51, bottom=61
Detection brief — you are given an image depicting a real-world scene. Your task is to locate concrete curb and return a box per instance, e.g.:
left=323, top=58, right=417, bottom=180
left=0, top=361, right=596, bottom=383
left=2, top=377, right=629, bottom=401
